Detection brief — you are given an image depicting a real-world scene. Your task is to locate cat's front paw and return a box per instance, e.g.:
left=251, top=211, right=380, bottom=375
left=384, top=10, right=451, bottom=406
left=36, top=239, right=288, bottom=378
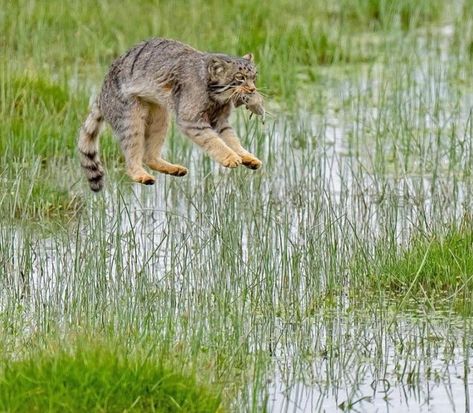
left=220, top=153, right=242, bottom=168
left=241, top=154, right=262, bottom=170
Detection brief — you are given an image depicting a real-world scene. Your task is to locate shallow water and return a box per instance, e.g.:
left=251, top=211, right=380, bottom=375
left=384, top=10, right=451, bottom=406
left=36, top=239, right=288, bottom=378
left=266, top=312, right=472, bottom=412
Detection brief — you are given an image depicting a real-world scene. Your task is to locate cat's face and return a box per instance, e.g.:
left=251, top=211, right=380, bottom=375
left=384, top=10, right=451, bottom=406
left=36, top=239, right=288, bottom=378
left=208, top=54, right=258, bottom=103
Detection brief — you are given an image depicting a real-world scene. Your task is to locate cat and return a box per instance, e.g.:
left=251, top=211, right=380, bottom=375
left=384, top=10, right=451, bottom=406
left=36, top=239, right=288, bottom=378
left=78, top=38, right=265, bottom=192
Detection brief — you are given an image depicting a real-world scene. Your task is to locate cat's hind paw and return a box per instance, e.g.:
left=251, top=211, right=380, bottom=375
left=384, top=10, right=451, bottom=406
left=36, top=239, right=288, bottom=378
left=131, top=172, right=156, bottom=185
left=171, top=165, right=188, bottom=176
left=147, top=160, right=188, bottom=177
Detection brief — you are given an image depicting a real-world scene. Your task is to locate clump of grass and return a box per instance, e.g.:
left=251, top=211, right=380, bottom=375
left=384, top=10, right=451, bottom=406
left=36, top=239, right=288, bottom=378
left=369, top=223, right=473, bottom=309
left=0, top=73, right=83, bottom=158
left=15, top=181, right=82, bottom=220
left=11, top=76, right=70, bottom=114
left=0, top=337, right=224, bottom=413
left=0, top=159, right=83, bottom=222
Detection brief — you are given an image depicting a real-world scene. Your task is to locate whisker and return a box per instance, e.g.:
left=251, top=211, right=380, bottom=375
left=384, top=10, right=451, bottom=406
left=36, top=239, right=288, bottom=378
left=263, top=110, right=275, bottom=118
left=254, top=89, right=270, bottom=98
left=229, top=89, right=242, bottom=101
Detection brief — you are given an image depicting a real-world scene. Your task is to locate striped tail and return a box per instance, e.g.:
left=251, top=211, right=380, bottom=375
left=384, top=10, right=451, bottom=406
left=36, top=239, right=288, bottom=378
left=78, top=102, right=105, bottom=192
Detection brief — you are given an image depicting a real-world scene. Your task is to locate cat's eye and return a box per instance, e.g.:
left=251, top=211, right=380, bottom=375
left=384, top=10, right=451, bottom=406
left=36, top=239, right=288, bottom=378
left=234, top=73, right=245, bottom=82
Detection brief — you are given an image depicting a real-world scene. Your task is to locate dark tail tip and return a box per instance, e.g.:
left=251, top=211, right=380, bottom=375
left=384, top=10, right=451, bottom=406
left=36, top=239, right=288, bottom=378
left=89, top=174, right=104, bottom=192
left=90, top=183, right=103, bottom=192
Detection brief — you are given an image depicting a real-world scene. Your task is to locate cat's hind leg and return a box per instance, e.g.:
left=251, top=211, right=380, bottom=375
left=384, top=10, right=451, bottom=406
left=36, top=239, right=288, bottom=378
left=112, top=98, right=155, bottom=185
left=144, top=104, right=188, bottom=177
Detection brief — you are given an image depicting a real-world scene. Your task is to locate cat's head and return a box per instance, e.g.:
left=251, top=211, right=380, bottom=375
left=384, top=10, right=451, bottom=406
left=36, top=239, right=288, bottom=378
left=207, top=53, right=258, bottom=104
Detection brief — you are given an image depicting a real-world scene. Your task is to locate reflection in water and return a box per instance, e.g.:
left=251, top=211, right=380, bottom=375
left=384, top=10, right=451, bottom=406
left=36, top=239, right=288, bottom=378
left=265, top=313, right=472, bottom=412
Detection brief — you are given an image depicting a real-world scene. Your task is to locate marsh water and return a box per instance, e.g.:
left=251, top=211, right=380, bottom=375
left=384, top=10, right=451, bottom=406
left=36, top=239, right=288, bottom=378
left=266, top=311, right=472, bottom=412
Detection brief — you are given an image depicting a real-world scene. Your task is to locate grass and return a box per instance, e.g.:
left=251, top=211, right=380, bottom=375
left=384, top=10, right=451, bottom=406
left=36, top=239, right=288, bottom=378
left=0, top=336, right=223, bottom=413
left=1, top=0, right=473, bottom=411
left=368, top=221, right=473, bottom=311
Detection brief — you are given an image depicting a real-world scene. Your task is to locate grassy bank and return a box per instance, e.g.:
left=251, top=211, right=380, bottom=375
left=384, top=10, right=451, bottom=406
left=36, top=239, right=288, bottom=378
left=0, top=336, right=223, bottom=412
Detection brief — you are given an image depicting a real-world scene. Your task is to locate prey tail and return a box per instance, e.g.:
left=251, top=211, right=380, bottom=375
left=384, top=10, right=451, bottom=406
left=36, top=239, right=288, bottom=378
left=78, top=102, right=105, bottom=192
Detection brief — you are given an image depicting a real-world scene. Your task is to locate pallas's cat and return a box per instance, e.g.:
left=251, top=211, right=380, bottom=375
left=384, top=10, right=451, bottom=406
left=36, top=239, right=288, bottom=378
left=78, top=38, right=265, bottom=191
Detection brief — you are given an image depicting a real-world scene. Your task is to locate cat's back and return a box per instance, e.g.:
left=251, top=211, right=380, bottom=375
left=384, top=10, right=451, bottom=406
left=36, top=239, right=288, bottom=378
left=111, top=38, right=203, bottom=80
left=99, top=38, right=208, bottom=112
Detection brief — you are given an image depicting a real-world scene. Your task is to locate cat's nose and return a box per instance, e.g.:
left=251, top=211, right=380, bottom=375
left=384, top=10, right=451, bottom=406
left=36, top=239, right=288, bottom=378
left=247, top=83, right=256, bottom=93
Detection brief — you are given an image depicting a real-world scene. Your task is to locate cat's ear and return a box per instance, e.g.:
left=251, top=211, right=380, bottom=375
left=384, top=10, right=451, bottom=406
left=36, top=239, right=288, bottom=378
left=242, top=53, right=254, bottom=62
left=208, top=57, right=228, bottom=77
